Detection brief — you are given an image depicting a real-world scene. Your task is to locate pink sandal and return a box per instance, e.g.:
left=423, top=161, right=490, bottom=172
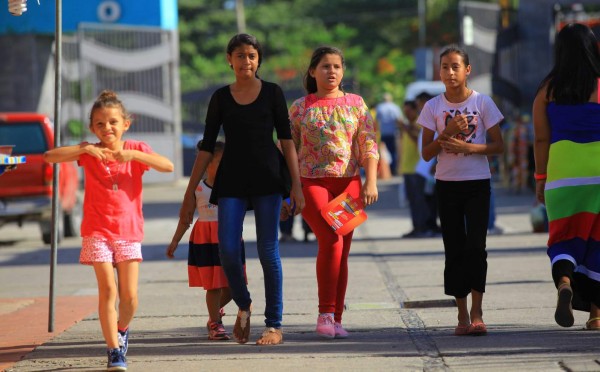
left=454, top=323, right=470, bottom=336
left=467, top=322, right=487, bottom=336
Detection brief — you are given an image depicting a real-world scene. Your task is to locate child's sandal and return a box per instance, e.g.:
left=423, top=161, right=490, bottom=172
left=454, top=323, right=470, bottom=336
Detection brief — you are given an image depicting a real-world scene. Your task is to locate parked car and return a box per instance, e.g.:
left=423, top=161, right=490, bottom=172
left=0, top=112, right=82, bottom=244
left=404, top=80, right=446, bottom=101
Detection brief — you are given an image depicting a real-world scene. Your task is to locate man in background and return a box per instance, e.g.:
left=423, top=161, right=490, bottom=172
left=376, top=92, right=402, bottom=175
left=400, top=100, right=430, bottom=238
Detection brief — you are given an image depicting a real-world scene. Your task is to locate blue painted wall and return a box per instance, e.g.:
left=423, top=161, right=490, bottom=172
left=1, top=0, right=178, bottom=33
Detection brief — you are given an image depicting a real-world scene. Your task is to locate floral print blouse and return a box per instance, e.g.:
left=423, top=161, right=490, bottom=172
left=289, top=93, right=379, bottom=178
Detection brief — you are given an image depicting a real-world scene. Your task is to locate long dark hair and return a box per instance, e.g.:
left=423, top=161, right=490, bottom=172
left=303, top=46, right=345, bottom=94
left=539, top=23, right=600, bottom=104
left=439, top=44, right=470, bottom=67
left=227, top=33, right=263, bottom=71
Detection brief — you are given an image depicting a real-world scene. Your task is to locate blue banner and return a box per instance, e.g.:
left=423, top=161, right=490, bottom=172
left=1, top=0, right=178, bottom=33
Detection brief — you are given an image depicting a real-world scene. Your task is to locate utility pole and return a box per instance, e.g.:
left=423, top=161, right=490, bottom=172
left=418, top=0, right=426, bottom=47
left=499, top=0, right=510, bottom=28
left=236, top=0, right=246, bottom=33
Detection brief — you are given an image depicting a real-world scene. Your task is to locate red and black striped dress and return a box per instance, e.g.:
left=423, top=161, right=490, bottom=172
left=188, top=180, right=245, bottom=289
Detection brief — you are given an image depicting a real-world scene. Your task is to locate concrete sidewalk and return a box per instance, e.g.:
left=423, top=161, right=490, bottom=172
left=4, top=178, right=600, bottom=371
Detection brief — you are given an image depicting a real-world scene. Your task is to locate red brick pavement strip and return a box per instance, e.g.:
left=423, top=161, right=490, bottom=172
left=0, top=296, right=97, bottom=371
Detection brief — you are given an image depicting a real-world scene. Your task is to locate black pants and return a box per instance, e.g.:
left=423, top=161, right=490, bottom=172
left=437, top=179, right=490, bottom=298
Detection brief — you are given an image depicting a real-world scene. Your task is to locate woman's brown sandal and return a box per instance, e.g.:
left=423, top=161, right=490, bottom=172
left=256, top=327, right=283, bottom=345
left=555, top=282, right=574, bottom=328
left=585, top=317, right=600, bottom=330
left=233, top=307, right=251, bottom=344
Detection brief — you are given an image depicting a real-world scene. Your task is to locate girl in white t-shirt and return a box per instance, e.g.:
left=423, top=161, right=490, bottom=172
left=419, top=45, right=504, bottom=336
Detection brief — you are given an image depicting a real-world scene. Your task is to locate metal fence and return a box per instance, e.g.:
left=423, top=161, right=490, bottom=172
left=62, top=23, right=181, bottom=182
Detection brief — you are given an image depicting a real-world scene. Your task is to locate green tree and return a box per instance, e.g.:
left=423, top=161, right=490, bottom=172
left=178, top=0, right=497, bottom=105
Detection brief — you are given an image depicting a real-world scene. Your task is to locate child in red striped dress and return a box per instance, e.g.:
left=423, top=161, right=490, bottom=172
left=167, top=141, right=245, bottom=340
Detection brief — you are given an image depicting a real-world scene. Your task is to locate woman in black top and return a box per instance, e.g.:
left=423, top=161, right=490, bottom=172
left=179, top=34, right=304, bottom=345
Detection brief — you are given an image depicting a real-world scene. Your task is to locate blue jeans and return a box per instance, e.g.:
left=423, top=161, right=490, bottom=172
left=381, top=134, right=398, bottom=175
left=218, top=194, right=283, bottom=328
left=404, top=173, right=429, bottom=232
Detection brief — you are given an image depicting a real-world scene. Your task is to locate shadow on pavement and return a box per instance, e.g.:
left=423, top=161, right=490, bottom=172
left=0, top=242, right=546, bottom=267
left=21, top=325, right=600, bottom=360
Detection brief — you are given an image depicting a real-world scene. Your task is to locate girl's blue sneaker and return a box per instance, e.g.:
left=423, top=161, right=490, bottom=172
left=107, top=348, right=127, bottom=371
left=118, top=328, right=129, bottom=355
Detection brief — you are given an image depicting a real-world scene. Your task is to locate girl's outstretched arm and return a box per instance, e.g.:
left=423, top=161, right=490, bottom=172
left=43, top=142, right=101, bottom=163
left=111, top=150, right=174, bottom=173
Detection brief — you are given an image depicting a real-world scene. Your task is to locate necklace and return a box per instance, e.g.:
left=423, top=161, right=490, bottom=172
left=104, top=161, right=121, bottom=191
left=103, top=142, right=125, bottom=191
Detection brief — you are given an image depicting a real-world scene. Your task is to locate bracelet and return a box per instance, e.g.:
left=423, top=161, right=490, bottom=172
left=534, top=173, right=547, bottom=180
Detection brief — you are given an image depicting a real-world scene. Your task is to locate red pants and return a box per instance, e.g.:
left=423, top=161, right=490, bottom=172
left=301, top=176, right=361, bottom=323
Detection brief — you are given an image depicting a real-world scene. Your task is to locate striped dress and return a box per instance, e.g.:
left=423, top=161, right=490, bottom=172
left=188, top=180, right=246, bottom=289
left=545, top=99, right=600, bottom=309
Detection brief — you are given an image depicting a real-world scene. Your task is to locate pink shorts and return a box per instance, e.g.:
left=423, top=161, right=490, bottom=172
left=80, top=236, right=143, bottom=265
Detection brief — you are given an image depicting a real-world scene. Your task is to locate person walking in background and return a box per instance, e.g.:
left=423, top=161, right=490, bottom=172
left=399, top=100, right=430, bottom=238
left=415, top=91, right=433, bottom=112
left=420, top=45, right=504, bottom=336
left=375, top=92, right=402, bottom=175
left=414, top=129, right=439, bottom=236
left=487, top=180, right=503, bottom=235
left=370, top=102, right=393, bottom=180
left=487, top=122, right=506, bottom=236
left=532, top=23, right=600, bottom=330
left=179, top=34, right=304, bottom=346
left=289, top=46, right=379, bottom=339
left=415, top=91, right=441, bottom=234
left=43, top=90, right=174, bottom=371
left=167, top=141, right=239, bottom=341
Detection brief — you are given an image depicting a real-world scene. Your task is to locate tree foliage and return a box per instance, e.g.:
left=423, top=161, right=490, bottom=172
left=178, top=0, right=495, bottom=105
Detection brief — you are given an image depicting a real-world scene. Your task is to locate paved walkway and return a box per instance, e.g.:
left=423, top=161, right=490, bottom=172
left=2, top=178, right=600, bottom=371
left=0, top=297, right=97, bottom=371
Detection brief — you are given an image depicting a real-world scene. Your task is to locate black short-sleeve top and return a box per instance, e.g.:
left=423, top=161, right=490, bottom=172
left=198, top=80, right=292, bottom=202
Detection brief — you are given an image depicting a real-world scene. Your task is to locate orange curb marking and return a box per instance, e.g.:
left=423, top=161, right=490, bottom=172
left=0, top=296, right=97, bottom=371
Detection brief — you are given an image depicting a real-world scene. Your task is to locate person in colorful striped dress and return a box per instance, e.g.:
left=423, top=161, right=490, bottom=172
left=167, top=141, right=243, bottom=340
left=532, top=22, right=600, bottom=330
